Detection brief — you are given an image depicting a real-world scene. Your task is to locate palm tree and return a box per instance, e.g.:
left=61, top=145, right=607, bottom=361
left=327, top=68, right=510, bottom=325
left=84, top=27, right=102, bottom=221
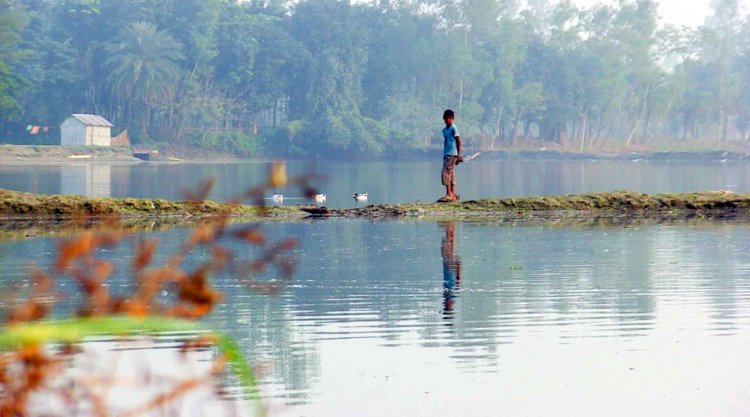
left=105, top=22, right=184, bottom=136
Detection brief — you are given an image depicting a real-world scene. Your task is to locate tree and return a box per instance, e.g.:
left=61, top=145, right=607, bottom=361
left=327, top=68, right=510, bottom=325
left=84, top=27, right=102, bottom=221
left=287, top=0, right=370, bottom=119
left=282, top=0, right=391, bottom=156
left=671, top=60, right=714, bottom=140
left=104, top=22, right=184, bottom=138
left=0, top=0, right=29, bottom=120
left=3, top=0, right=750, bottom=155
left=701, top=0, right=743, bottom=141
left=733, top=19, right=750, bottom=141
left=477, top=18, right=529, bottom=148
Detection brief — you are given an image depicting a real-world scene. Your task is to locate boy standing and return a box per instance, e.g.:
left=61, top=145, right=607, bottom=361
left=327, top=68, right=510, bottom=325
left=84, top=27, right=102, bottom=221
left=439, top=109, right=462, bottom=202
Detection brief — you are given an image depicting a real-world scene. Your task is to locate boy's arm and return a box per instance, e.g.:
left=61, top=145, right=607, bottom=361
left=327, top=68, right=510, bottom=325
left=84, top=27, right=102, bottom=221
left=456, top=135, right=462, bottom=163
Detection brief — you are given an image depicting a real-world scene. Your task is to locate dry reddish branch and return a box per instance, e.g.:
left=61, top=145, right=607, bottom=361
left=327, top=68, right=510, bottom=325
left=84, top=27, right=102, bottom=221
left=0, top=346, right=61, bottom=417
left=119, top=378, right=206, bottom=417
left=1, top=164, right=318, bottom=416
left=132, top=238, right=159, bottom=271
left=182, top=178, right=216, bottom=204
left=3, top=267, right=54, bottom=324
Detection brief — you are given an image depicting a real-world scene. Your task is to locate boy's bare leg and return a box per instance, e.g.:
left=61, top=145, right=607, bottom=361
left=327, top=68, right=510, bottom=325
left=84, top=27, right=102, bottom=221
left=447, top=184, right=458, bottom=201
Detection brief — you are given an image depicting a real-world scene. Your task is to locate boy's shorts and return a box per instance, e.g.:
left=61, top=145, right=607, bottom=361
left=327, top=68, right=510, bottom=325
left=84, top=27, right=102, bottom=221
left=442, top=155, right=458, bottom=186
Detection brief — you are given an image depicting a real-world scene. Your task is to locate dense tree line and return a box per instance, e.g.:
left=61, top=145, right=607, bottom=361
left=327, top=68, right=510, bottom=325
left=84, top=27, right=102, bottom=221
left=0, top=0, right=749, bottom=157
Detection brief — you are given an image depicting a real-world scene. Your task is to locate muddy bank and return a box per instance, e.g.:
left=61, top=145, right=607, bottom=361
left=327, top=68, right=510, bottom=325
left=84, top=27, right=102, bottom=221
left=3, top=189, right=750, bottom=220
left=0, top=144, right=260, bottom=164
left=0, top=188, right=299, bottom=219
left=305, top=190, right=750, bottom=218
left=2, top=189, right=750, bottom=240
left=0, top=145, right=141, bottom=163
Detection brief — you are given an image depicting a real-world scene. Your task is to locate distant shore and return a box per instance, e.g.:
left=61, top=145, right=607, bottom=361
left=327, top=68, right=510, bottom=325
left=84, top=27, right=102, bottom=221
left=3, top=143, right=750, bottom=164
left=0, top=144, right=142, bottom=164
left=0, top=144, right=251, bottom=164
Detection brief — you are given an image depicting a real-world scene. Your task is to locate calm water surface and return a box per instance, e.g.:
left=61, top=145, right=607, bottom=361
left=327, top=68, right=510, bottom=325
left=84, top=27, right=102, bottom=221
left=1, top=219, right=750, bottom=416
left=1, top=159, right=749, bottom=207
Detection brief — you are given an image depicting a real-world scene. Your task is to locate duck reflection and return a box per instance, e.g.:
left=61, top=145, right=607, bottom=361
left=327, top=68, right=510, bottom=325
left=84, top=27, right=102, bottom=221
left=441, top=222, right=462, bottom=320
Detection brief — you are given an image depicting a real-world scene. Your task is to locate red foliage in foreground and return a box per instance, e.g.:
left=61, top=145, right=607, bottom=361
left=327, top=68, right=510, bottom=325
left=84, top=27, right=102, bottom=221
left=0, top=162, right=318, bottom=416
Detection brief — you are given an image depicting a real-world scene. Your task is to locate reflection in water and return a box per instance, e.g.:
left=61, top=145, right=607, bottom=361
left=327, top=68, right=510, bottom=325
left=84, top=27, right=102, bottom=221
left=206, top=220, right=750, bottom=417
left=26, top=336, right=253, bottom=417
left=440, top=222, right=462, bottom=320
left=60, top=164, right=111, bottom=197
left=2, top=220, right=750, bottom=416
left=216, top=289, right=321, bottom=406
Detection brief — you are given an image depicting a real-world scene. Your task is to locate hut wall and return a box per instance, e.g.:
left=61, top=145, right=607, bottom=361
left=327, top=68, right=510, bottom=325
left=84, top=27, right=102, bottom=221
left=60, top=119, right=87, bottom=146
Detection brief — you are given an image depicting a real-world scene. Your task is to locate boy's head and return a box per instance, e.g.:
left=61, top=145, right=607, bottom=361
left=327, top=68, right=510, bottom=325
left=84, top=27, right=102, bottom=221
left=443, top=109, right=454, bottom=125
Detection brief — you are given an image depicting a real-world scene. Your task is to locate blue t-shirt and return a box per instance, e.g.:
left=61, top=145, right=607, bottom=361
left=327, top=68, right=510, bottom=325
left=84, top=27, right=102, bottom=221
left=443, top=124, right=460, bottom=156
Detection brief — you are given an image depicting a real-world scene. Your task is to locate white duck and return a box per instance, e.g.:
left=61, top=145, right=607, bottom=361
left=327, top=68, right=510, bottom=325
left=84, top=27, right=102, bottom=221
left=272, top=194, right=284, bottom=203
left=353, top=193, right=368, bottom=202
left=313, top=193, right=327, bottom=203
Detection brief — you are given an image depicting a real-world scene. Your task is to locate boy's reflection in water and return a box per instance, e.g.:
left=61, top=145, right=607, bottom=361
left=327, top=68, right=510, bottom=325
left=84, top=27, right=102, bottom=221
left=441, top=222, right=462, bottom=320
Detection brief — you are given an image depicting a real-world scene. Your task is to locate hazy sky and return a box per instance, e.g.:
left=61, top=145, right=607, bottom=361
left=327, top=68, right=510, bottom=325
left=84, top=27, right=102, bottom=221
left=568, top=0, right=749, bottom=27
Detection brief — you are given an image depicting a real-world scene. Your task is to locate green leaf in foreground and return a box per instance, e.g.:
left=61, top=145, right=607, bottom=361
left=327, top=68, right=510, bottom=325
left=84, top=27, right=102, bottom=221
left=0, top=315, right=265, bottom=417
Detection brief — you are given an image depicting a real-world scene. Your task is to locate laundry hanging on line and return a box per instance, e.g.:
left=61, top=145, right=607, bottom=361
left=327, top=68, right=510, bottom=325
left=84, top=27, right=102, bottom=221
left=24, top=125, right=51, bottom=134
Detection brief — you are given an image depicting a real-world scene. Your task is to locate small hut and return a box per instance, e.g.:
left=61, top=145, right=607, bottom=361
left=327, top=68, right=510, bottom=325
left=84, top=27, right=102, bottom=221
left=60, top=114, right=113, bottom=146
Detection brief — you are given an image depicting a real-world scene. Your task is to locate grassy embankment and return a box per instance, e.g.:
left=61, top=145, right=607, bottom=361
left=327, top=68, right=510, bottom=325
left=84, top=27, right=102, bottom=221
left=2, top=188, right=750, bottom=240
left=0, top=188, right=298, bottom=218
left=0, top=144, right=140, bottom=162
left=3, top=188, right=750, bottom=218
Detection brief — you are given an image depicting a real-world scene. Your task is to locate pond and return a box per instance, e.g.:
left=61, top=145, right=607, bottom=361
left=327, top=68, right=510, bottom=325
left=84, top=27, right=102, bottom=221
left=1, top=218, right=750, bottom=416
left=1, top=158, right=749, bottom=208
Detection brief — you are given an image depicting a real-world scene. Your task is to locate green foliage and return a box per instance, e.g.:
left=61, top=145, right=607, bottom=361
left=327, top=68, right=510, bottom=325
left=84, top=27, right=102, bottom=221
left=187, top=131, right=263, bottom=157
left=384, top=95, right=442, bottom=150
left=269, top=119, right=307, bottom=156
left=105, top=22, right=183, bottom=107
left=0, top=0, right=29, bottom=120
left=271, top=113, right=389, bottom=157
left=322, top=111, right=352, bottom=150
left=2, top=0, right=750, bottom=152
left=286, top=0, right=370, bottom=120
left=360, top=117, right=389, bottom=155
left=0, top=316, right=199, bottom=349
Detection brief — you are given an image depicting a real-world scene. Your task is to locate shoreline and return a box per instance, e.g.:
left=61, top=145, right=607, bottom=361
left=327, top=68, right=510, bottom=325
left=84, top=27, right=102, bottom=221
left=0, top=144, right=257, bottom=165
left=2, top=189, right=750, bottom=240
left=3, top=144, right=750, bottom=164
left=3, top=188, right=750, bottom=219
